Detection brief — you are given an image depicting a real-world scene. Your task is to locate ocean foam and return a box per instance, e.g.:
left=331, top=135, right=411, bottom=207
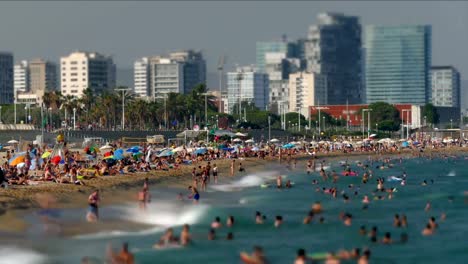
left=0, top=247, right=47, bottom=264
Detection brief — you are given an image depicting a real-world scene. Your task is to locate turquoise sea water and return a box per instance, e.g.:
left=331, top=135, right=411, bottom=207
left=2, top=155, right=468, bottom=264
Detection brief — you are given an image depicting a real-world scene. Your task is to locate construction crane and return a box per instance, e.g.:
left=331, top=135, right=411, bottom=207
left=217, top=54, right=226, bottom=113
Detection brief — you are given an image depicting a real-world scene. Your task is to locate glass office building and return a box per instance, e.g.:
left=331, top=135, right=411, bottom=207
left=365, top=25, right=431, bottom=104
left=256, top=40, right=296, bottom=73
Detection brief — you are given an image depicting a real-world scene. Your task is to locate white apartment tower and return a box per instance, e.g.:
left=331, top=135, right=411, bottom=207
left=14, top=60, right=29, bottom=94
left=134, top=57, right=150, bottom=98
left=149, top=57, right=184, bottom=100
left=431, top=66, right=461, bottom=108
left=288, top=72, right=327, bottom=114
left=60, top=51, right=116, bottom=97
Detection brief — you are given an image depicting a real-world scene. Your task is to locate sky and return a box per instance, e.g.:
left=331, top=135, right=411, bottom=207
left=1, top=1, right=468, bottom=81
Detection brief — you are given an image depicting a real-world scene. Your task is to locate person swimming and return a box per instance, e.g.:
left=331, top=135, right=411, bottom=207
left=274, top=215, right=283, bottom=228
left=188, top=186, right=200, bottom=204
left=211, top=216, right=222, bottom=229
left=208, top=228, right=216, bottom=240
left=303, top=211, right=314, bottom=224
left=285, top=180, right=292, bottom=188
left=312, top=202, right=322, bottom=214
left=227, top=215, right=235, bottom=227
left=255, top=211, right=266, bottom=224
left=276, top=176, right=283, bottom=188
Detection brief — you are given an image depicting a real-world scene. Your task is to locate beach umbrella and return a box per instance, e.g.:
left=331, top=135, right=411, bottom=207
left=7, top=139, right=19, bottom=144
left=126, top=146, right=141, bottom=153
left=245, top=139, right=254, bottom=143
left=16, top=162, right=26, bottom=168
left=41, top=151, right=52, bottom=159
left=173, top=146, right=184, bottom=152
left=9, top=155, right=25, bottom=166
left=401, top=142, right=409, bottom=147
left=99, top=144, right=113, bottom=151
left=104, top=151, right=112, bottom=157
left=158, top=150, right=174, bottom=157
left=51, top=156, right=61, bottom=165
left=232, top=138, right=242, bottom=142
left=103, top=155, right=115, bottom=160
left=282, top=143, right=295, bottom=149
left=235, top=132, right=246, bottom=137
left=113, top=149, right=124, bottom=160
left=194, top=148, right=207, bottom=155
left=133, top=152, right=144, bottom=157
left=270, top=138, right=279, bottom=143
left=251, top=147, right=260, bottom=152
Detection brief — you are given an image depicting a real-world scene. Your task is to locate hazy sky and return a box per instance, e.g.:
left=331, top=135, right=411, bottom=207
left=1, top=1, right=468, bottom=79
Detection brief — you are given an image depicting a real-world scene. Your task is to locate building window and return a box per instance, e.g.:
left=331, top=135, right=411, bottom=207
left=70, top=61, right=78, bottom=65
left=71, top=90, right=78, bottom=93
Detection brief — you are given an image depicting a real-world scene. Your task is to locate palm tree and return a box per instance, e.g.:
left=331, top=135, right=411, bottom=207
left=43, top=91, right=63, bottom=110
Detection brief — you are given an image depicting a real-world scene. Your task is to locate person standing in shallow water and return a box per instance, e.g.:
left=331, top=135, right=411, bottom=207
left=138, top=178, right=150, bottom=210
left=87, top=190, right=100, bottom=222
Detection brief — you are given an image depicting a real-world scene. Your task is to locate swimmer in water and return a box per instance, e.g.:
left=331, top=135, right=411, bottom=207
left=188, top=186, right=200, bottom=204
left=227, top=216, right=235, bottom=227
left=382, top=232, right=392, bottom=244
left=359, top=225, right=367, bottom=235
left=425, top=201, right=431, bottom=211
left=393, top=214, right=401, bottom=227
left=274, top=216, right=283, bottom=228
left=240, top=246, right=267, bottom=264
left=362, top=195, right=370, bottom=204
left=285, top=180, right=292, bottom=188
left=422, top=224, right=433, bottom=236
left=303, top=211, right=314, bottom=224
left=255, top=211, right=265, bottom=224
left=312, top=202, right=322, bottom=214
left=208, top=228, right=216, bottom=240
left=358, top=249, right=370, bottom=264
left=156, top=228, right=178, bottom=247
left=294, top=249, right=308, bottom=264
left=211, top=216, right=222, bottom=229
left=180, top=224, right=191, bottom=246
left=226, top=232, right=234, bottom=240
left=87, top=190, right=100, bottom=222
left=343, top=213, right=352, bottom=226
left=276, top=176, right=283, bottom=188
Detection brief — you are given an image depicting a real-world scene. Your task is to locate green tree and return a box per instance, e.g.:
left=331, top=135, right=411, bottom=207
left=364, top=102, right=401, bottom=131
left=422, top=103, right=439, bottom=126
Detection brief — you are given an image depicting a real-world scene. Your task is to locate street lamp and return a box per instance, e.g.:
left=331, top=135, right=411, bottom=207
left=24, top=106, right=27, bottom=124
left=115, top=88, right=131, bottom=131
left=48, top=107, right=52, bottom=130
left=73, top=107, right=77, bottom=130
left=201, top=93, right=209, bottom=128
left=322, top=116, right=326, bottom=132
left=375, top=123, right=378, bottom=133
left=268, top=115, right=271, bottom=142
left=362, top=108, right=372, bottom=139
left=402, top=109, right=411, bottom=139
left=0, top=105, right=2, bottom=124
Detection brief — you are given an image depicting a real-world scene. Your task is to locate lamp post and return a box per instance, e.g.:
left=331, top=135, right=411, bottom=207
left=73, top=107, right=77, bottom=130
left=450, top=119, right=453, bottom=129
left=201, top=93, right=208, bottom=127
left=48, top=107, right=52, bottom=130
left=14, top=96, right=17, bottom=124
left=402, top=109, right=411, bottom=139
left=0, top=105, right=2, bottom=124
left=362, top=109, right=371, bottom=138
left=268, top=115, right=271, bottom=142
left=115, top=88, right=131, bottom=131
left=297, top=108, right=301, bottom=133
left=375, top=123, right=378, bottom=133
left=24, top=106, right=27, bottom=124
left=322, top=116, right=326, bottom=132
left=237, top=71, right=243, bottom=122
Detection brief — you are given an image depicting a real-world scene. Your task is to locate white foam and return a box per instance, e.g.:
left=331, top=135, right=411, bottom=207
left=73, top=226, right=164, bottom=240
left=0, top=247, right=47, bottom=264
left=447, top=171, right=456, bottom=177
left=122, top=202, right=210, bottom=227
left=211, top=171, right=278, bottom=192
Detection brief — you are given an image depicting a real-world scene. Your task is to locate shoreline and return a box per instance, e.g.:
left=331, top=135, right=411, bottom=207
left=0, top=146, right=466, bottom=235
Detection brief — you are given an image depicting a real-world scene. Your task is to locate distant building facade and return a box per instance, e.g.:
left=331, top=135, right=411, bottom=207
left=61, top=51, right=116, bottom=97
left=169, top=50, right=206, bottom=94
left=227, top=66, right=269, bottom=114
left=365, top=25, right=432, bottom=104
left=256, top=38, right=297, bottom=73
left=149, top=57, right=184, bottom=100
left=431, top=66, right=460, bottom=108
left=288, top=72, right=327, bottom=115
left=0, top=52, right=14, bottom=104
left=134, top=57, right=150, bottom=98
left=305, top=13, right=362, bottom=104
left=14, top=60, right=29, bottom=94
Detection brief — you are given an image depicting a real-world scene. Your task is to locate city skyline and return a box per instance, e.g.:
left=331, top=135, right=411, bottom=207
left=0, top=1, right=467, bottom=80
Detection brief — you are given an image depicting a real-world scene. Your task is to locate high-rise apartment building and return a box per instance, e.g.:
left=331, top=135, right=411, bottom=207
left=264, top=52, right=300, bottom=113
left=0, top=52, right=14, bottom=104
left=149, top=57, right=184, bottom=100
left=14, top=60, right=29, bottom=94
left=288, top=72, right=327, bottom=114
left=305, top=13, right=362, bottom=104
left=365, top=25, right=431, bottom=104
left=134, top=57, right=150, bottom=98
left=431, top=66, right=460, bottom=108
left=29, top=58, right=57, bottom=94
left=169, top=50, right=206, bottom=94
left=256, top=38, right=297, bottom=73
left=60, top=51, right=116, bottom=97
left=227, top=66, right=269, bottom=114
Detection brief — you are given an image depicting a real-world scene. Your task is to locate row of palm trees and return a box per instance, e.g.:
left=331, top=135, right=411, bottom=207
left=42, top=84, right=217, bottom=130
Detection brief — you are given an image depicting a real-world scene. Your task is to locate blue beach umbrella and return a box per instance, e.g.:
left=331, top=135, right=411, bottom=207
left=114, top=149, right=124, bottom=160
left=194, top=148, right=207, bottom=155
left=282, top=143, right=295, bottom=149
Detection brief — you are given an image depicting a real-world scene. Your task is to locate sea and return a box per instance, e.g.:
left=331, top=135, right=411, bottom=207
left=1, top=155, right=468, bottom=264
